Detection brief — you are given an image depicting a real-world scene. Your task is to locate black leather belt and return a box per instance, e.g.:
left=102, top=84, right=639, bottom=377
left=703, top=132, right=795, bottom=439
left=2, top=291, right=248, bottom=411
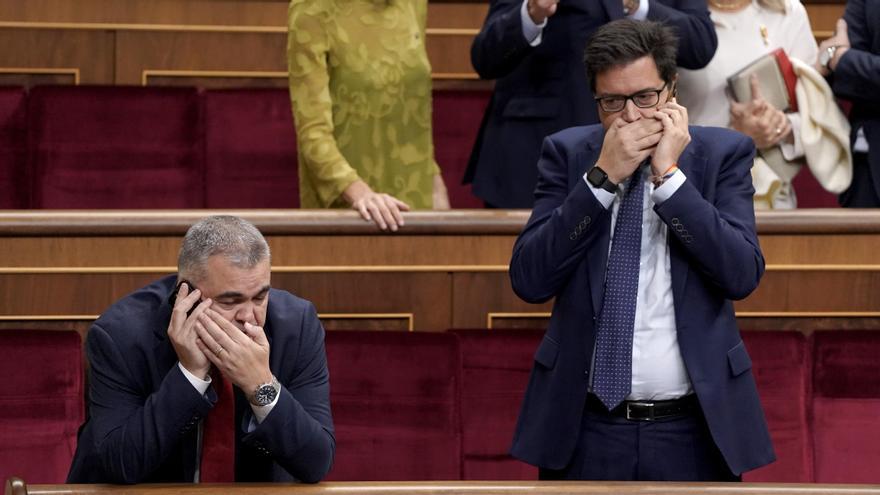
left=587, top=393, right=699, bottom=421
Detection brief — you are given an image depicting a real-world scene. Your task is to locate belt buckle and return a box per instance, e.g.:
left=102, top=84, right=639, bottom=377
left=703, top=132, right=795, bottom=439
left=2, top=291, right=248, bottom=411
left=626, top=401, right=655, bottom=421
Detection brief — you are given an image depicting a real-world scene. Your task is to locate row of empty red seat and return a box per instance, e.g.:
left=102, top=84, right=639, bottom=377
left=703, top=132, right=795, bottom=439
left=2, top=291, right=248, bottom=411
left=0, top=86, right=489, bottom=209
left=1, top=328, right=877, bottom=484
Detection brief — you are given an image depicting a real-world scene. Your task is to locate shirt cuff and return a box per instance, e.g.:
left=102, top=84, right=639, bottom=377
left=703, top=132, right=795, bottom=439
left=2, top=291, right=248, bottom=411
left=582, top=171, right=616, bottom=209
left=248, top=394, right=280, bottom=429
left=651, top=169, right=687, bottom=204
left=779, top=113, right=804, bottom=160
left=520, top=0, right=546, bottom=46
left=630, top=0, right=649, bottom=19
left=179, top=362, right=211, bottom=396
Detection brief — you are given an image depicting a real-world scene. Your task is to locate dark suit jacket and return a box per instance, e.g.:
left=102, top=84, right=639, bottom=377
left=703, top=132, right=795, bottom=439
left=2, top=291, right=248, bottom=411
left=463, top=0, right=718, bottom=208
left=508, top=125, right=775, bottom=475
left=67, top=275, right=335, bottom=484
left=832, top=0, right=880, bottom=198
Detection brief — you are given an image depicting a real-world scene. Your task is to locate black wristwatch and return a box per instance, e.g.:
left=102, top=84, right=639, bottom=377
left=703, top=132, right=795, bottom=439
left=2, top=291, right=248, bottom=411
left=587, top=166, right=618, bottom=193
left=249, top=376, right=280, bottom=406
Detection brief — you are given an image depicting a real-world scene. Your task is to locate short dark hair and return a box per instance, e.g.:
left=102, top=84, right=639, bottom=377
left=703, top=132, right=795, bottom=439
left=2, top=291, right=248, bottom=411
left=583, top=19, right=679, bottom=93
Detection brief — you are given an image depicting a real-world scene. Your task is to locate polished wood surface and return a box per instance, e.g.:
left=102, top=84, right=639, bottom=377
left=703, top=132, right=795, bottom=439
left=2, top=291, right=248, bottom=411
left=0, top=210, right=879, bottom=334
left=7, top=480, right=880, bottom=495
left=0, top=0, right=844, bottom=87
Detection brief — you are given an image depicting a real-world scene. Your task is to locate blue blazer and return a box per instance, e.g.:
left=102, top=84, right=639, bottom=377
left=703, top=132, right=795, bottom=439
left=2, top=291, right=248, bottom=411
left=831, top=0, right=880, bottom=198
left=67, top=275, right=335, bottom=483
left=463, top=0, right=718, bottom=208
left=508, top=125, right=775, bottom=475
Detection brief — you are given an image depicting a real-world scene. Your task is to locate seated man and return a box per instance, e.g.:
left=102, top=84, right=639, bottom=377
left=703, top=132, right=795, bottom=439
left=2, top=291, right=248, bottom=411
left=68, top=215, right=334, bottom=483
left=508, top=20, right=774, bottom=480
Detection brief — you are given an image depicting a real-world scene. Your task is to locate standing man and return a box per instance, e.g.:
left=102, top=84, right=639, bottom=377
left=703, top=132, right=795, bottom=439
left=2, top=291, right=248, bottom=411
left=463, top=0, right=718, bottom=208
left=509, top=20, right=774, bottom=480
left=816, top=0, right=880, bottom=207
left=68, top=215, right=334, bottom=483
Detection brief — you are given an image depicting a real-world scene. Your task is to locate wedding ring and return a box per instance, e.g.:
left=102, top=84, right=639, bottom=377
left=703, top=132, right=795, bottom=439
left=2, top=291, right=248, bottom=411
left=215, top=346, right=224, bottom=355
left=775, top=127, right=782, bottom=135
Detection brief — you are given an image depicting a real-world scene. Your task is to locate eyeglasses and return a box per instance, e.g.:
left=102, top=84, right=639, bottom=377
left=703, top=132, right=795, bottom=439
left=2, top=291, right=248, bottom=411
left=594, top=83, right=668, bottom=113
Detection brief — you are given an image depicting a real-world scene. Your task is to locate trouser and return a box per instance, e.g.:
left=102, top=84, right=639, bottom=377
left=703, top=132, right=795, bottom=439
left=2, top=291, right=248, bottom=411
left=539, top=394, right=739, bottom=481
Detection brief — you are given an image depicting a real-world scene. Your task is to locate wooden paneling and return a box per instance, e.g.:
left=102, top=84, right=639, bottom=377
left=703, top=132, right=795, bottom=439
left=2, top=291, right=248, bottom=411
left=2, top=210, right=880, bottom=336
left=0, top=0, right=842, bottom=87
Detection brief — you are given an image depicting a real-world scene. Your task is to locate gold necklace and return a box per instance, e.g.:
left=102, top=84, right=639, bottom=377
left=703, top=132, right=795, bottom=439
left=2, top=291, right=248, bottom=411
left=709, top=0, right=750, bottom=11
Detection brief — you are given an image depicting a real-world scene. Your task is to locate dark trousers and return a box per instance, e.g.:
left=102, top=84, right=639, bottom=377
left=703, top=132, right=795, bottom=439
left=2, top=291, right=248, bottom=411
left=539, top=395, right=739, bottom=481
left=840, top=152, right=880, bottom=207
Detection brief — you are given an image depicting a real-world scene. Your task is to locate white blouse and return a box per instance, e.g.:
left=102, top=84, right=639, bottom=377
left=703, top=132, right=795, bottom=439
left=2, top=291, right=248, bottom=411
left=678, top=0, right=818, bottom=128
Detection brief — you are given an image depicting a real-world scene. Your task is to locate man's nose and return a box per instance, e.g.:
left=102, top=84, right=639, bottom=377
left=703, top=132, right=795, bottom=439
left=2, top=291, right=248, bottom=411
left=235, top=302, right=258, bottom=325
left=621, top=99, right=641, bottom=122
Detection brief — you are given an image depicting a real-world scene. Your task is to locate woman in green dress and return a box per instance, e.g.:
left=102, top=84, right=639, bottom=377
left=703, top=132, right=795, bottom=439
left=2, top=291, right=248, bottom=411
left=288, top=0, right=449, bottom=231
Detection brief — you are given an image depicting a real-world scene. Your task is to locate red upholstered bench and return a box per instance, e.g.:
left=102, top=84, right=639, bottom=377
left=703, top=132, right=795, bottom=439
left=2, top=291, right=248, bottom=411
left=27, top=86, right=203, bottom=208
left=203, top=88, right=299, bottom=208
left=742, top=331, right=813, bottom=482
left=324, top=331, right=461, bottom=481
left=432, top=89, right=491, bottom=208
left=450, top=329, right=541, bottom=480
left=0, top=330, right=84, bottom=484
left=0, top=86, right=27, bottom=208
left=812, top=330, right=880, bottom=483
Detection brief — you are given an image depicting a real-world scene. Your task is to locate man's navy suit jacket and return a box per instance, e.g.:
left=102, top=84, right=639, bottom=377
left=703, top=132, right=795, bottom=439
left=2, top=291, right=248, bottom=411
left=832, top=0, right=880, bottom=199
left=508, top=125, right=775, bottom=475
left=463, top=0, right=718, bottom=208
left=67, top=275, right=335, bottom=484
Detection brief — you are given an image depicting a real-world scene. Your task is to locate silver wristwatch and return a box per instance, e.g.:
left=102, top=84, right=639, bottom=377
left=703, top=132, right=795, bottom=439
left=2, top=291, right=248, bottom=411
left=249, top=376, right=280, bottom=406
left=819, top=45, right=839, bottom=71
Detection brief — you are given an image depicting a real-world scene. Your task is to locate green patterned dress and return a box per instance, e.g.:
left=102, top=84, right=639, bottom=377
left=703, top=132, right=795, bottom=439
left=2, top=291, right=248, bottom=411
left=287, top=0, right=439, bottom=209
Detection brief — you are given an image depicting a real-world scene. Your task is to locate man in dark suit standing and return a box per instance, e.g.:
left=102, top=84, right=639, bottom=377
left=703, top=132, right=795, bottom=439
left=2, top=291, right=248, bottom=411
left=817, top=0, right=880, bottom=207
left=463, top=0, right=718, bottom=208
left=68, top=215, right=334, bottom=483
left=509, top=20, right=774, bottom=480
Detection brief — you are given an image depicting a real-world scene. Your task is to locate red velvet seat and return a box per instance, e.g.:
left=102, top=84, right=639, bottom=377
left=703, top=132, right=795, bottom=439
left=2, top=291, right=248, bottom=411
left=812, top=330, right=880, bottom=483
left=203, top=89, right=299, bottom=208
left=27, top=86, right=203, bottom=208
left=0, top=86, right=27, bottom=208
left=324, top=331, right=461, bottom=480
left=432, top=89, right=491, bottom=208
left=741, top=331, right=813, bottom=482
left=0, top=330, right=83, bottom=484
left=450, top=329, right=541, bottom=480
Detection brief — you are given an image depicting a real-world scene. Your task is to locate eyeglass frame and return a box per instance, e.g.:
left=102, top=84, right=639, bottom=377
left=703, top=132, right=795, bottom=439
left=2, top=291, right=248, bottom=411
left=594, top=82, right=673, bottom=113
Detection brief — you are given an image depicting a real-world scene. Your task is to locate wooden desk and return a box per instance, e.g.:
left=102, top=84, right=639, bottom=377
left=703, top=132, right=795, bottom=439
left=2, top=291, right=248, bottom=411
left=1, top=209, right=879, bottom=336
left=7, top=479, right=880, bottom=495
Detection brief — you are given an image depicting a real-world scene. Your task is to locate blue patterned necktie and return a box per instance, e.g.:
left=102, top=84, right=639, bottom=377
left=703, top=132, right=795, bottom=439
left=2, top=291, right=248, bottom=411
left=592, top=168, right=645, bottom=410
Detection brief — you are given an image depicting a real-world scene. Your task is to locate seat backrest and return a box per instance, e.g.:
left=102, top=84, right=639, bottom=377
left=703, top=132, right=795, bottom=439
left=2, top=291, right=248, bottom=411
left=203, top=88, right=299, bottom=208
left=0, top=86, right=27, bottom=208
left=432, top=89, right=491, bottom=208
left=741, top=331, right=813, bottom=482
left=27, top=85, right=204, bottom=208
left=811, top=330, right=880, bottom=483
left=324, top=330, right=461, bottom=480
left=0, top=330, right=84, bottom=483
left=450, top=329, right=542, bottom=480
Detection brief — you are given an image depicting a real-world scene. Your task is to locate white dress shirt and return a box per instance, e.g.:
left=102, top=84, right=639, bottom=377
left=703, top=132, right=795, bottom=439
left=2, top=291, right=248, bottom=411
left=584, top=165, right=693, bottom=400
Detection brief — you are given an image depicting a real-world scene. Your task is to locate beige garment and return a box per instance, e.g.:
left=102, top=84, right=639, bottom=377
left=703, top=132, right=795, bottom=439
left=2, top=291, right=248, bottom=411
left=752, top=58, right=852, bottom=209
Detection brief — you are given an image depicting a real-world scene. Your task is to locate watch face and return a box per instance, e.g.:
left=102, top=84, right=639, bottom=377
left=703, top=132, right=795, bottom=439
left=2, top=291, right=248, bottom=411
left=587, top=167, right=607, bottom=187
left=254, top=383, right=278, bottom=406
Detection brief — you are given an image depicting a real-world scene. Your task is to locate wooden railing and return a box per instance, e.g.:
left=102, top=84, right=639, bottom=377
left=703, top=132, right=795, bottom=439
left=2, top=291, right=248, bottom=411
left=1, top=209, right=880, bottom=334
left=7, top=479, right=880, bottom=495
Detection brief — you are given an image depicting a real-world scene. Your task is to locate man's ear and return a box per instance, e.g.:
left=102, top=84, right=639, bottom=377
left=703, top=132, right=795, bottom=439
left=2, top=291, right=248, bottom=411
left=669, top=76, right=678, bottom=100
